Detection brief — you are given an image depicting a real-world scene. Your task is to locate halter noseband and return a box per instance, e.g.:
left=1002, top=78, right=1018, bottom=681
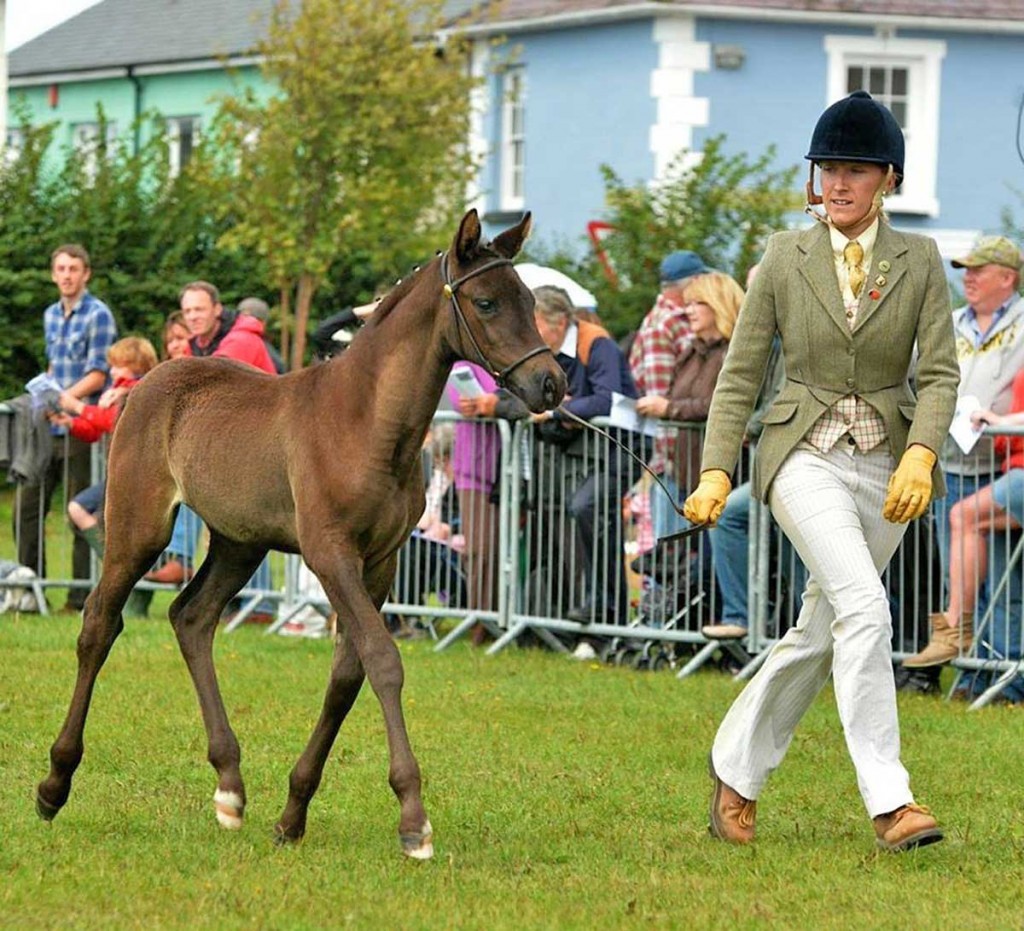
left=440, top=252, right=553, bottom=388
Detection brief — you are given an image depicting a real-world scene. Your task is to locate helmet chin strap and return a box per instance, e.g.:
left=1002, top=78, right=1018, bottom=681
left=804, top=164, right=895, bottom=233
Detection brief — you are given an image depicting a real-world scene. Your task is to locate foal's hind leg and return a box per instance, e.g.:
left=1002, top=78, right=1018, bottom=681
left=274, top=621, right=364, bottom=844
left=169, top=533, right=266, bottom=831
left=36, top=531, right=170, bottom=820
left=307, top=551, right=433, bottom=858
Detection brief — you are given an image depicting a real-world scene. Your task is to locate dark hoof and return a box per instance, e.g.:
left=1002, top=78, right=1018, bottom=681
left=273, top=823, right=303, bottom=846
left=35, top=792, right=61, bottom=822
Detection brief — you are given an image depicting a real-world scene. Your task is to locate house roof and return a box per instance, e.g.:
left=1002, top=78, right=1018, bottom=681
left=7, top=0, right=482, bottom=80
left=10, top=0, right=1021, bottom=80
left=460, top=0, right=1024, bottom=26
left=8, top=0, right=277, bottom=78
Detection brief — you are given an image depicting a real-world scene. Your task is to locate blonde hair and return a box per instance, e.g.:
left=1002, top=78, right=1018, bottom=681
left=684, top=272, right=744, bottom=341
left=108, top=336, right=159, bottom=376
left=532, top=285, right=575, bottom=325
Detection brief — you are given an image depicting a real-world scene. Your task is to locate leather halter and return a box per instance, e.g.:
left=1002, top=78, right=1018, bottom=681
left=440, top=251, right=553, bottom=388
left=441, top=251, right=695, bottom=549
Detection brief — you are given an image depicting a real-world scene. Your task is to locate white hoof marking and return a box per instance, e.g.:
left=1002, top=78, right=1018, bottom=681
left=214, top=789, right=244, bottom=830
left=402, top=820, right=434, bottom=860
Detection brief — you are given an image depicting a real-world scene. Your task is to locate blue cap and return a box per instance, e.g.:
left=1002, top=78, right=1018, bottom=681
left=659, top=250, right=708, bottom=284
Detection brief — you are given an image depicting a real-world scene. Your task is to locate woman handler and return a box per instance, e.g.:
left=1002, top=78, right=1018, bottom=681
left=685, top=91, right=959, bottom=852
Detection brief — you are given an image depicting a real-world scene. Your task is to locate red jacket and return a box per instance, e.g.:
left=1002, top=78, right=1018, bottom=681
left=994, top=368, right=1024, bottom=473
left=212, top=314, right=276, bottom=374
left=68, top=376, right=142, bottom=443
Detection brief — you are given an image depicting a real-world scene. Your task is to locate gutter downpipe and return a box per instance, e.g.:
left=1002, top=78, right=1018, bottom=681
left=127, top=65, right=142, bottom=156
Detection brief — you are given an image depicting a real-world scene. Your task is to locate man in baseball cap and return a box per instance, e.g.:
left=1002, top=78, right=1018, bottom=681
left=659, top=249, right=710, bottom=284
left=950, top=235, right=1023, bottom=273
left=902, top=233, right=1024, bottom=701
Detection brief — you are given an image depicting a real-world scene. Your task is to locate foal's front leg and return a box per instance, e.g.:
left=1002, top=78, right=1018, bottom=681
left=311, top=552, right=432, bottom=859
left=274, top=621, right=364, bottom=844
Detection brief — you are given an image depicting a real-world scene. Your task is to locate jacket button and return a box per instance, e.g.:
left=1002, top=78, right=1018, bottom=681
left=846, top=378, right=855, bottom=389
left=848, top=347, right=856, bottom=356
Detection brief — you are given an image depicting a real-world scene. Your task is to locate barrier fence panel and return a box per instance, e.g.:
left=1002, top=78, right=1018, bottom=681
left=495, top=418, right=755, bottom=670
left=3, top=403, right=1023, bottom=703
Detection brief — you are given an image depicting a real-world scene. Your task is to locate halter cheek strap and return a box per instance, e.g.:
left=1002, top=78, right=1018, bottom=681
left=440, top=252, right=553, bottom=387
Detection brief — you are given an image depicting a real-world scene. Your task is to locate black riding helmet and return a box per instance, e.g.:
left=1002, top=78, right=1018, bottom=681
left=805, top=90, right=905, bottom=185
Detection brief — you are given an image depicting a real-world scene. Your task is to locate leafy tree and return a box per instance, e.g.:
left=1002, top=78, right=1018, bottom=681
left=552, top=136, right=801, bottom=336
left=211, top=0, right=480, bottom=368
left=0, top=103, right=254, bottom=399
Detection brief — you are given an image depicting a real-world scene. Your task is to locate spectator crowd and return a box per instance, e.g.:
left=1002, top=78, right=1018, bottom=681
left=3, top=207, right=1023, bottom=708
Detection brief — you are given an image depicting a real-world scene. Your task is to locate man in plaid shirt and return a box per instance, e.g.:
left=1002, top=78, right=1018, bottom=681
left=628, top=249, right=709, bottom=536
left=15, top=244, right=117, bottom=610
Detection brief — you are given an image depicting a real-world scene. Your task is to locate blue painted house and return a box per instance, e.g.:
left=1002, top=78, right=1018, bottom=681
left=459, top=0, right=1024, bottom=262
left=6, top=0, right=1024, bottom=264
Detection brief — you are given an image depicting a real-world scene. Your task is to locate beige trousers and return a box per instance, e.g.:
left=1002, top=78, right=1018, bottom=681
left=711, top=441, right=915, bottom=818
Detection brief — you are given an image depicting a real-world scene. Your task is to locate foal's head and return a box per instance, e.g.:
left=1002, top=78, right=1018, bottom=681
left=442, top=210, right=566, bottom=413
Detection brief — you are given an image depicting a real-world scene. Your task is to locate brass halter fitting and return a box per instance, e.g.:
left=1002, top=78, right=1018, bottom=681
left=439, top=252, right=552, bottom=388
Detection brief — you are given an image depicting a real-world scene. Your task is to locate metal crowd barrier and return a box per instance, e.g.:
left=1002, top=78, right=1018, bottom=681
left=3, top=407, right=1023, bottom=707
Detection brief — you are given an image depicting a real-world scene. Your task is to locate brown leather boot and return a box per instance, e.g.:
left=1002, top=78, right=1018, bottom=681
left=903, top=613, right=972, bottom=668
left=144, top=558, right=192, bottom=585
left=708, top=754, right=756, bottom=844
left=873, top=803, right=943, bottom=851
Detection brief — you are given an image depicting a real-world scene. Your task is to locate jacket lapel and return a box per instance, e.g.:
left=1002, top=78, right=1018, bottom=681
left=853, top=221, right=909, bottom=333
left=796, top=224, right=851, bottom=338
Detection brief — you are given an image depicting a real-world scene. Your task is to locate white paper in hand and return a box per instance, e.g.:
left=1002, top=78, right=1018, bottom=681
left=609, top=392, right=659, bottom=437
left=949, top=394, right=985, bottom=454
left=449, top=364, right=484, bottom=400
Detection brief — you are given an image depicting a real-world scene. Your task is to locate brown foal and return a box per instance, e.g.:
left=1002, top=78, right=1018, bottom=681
left=35, top=210, right=566, bottom=858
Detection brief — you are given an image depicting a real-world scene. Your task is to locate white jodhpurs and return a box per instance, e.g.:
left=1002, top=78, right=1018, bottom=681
left=711, top=442, right=914, bottom=818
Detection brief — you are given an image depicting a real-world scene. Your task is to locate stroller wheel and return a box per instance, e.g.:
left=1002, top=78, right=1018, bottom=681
left=629, top=649, right=650, bottom=671
left=650, top=651, right=673, bottom=672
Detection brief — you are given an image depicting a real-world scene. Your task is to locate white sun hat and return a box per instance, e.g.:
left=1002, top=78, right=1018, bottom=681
left=514, top=263, right=598, bottom=311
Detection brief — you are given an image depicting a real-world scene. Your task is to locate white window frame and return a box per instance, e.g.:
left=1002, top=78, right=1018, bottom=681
left=71, top=121, right=118, bottom=180
left=165, top=116, right=201, bottom=177
left=499, top=67, right=526, bottom=212
left=824, top=35, right=946, bottom=217
left=3, top=127, right=25, bottom=168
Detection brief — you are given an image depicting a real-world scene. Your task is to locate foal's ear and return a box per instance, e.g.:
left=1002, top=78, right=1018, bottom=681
left=492, top=212, right=532, bottom=260
left=454, top=209, right=483, bottom=264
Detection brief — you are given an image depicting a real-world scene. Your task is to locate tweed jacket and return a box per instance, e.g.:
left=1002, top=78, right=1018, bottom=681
left=702, top=221, right=960, bottom=502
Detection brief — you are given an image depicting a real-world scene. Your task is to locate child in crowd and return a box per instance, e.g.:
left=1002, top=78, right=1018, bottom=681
left=53, top=336, right=159, bottom=560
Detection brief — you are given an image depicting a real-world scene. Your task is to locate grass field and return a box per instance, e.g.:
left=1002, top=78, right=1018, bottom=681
left=1, top=613, right=1022, bottom=930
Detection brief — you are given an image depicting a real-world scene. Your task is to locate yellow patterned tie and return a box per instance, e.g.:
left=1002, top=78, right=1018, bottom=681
left=844, top=240, right=865, bottom=299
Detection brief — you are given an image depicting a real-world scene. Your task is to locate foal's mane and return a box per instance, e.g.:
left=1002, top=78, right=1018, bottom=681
left=368, top=264, right=430, bottom=324
left=368, top=241, right=506, bottom=326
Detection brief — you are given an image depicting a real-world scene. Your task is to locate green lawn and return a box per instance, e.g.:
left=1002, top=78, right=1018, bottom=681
left=1, top=614, right=1021, bottom=930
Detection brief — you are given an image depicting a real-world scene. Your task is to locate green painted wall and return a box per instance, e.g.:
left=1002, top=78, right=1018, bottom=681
left=7, top=64, right=276, bottom=169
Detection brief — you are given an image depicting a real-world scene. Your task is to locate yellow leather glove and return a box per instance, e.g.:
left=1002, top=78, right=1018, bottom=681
left=883, top=444, right=937, bottom=523
left=683, top=469, right=732, bottom=527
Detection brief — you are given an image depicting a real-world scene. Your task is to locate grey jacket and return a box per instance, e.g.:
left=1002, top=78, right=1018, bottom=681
left=702, top=221, right=960, bottom=502
left=0, top=395, right=54, bottom=484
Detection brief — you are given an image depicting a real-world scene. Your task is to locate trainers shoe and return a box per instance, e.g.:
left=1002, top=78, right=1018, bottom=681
left=708, top=754, right=756, bottom=844
left=702, top=623, right=748, bottom=640
left=572, top=641, right=599, bottom=661
left=873, top=803, right=943, bottom=852
left=279, top=618, right=328, bottom=639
